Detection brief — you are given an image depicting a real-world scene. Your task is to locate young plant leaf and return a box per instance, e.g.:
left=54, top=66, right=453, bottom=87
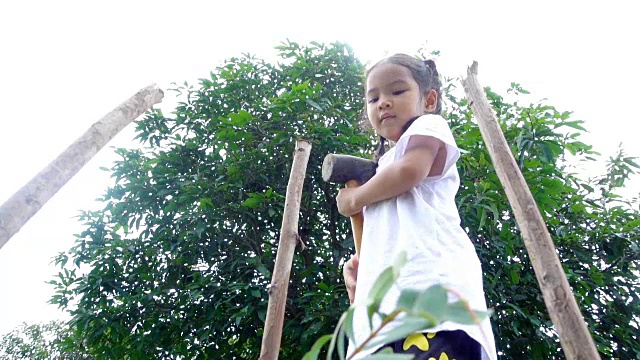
left=396, top=288, right=421, bottom=311
left=392, top=251, right=408, bottom=276
left=327, top=310, right=349, bottom=359
left=363, top=316, right=433, bottom=351
left=368, top=252, right=407, bottom=310
left=343, top=307, right=356, bottom=344
left=414, top=284, right=448, bottom=321
left=337, top=325, right=346, bottom=360
left=302, top=334, right=333, bottom=360
left=446, top=300, right=489, bottom=325
left=336, top=308, right=356, bottom=359
left=367, top=267, right=396, bottom=310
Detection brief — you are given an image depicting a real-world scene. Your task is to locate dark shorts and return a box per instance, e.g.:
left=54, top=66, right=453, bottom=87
left=372, top=330, right=482, bottom=360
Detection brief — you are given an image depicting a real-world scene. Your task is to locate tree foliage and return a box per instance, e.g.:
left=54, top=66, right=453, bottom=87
left=0, top=321, right=91, bottom=360
left=51, top=41, right=366, bottom=359
left=49, top=41, right=639, bottom=359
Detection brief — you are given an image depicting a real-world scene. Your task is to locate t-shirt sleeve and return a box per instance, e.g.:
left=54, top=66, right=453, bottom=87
left=394, top=114, right=460, bottom=176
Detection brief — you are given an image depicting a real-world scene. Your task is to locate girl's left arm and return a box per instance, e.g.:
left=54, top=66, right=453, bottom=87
left=336, top=135, right=443, bottom=216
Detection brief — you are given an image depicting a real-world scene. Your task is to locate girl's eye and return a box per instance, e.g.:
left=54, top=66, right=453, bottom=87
left=368, top=97, right=378, bottom=103
left=393, top=89, right=407, bottom=96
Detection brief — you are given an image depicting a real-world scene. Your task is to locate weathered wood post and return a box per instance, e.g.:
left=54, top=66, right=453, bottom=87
left=0, top=84, right=164, bottom=250
left=260, top=139, right=312, bottom=360
left=462, top=62, right=600, bottom=359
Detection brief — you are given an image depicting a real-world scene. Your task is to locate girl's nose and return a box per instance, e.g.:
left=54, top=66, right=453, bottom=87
left=378, top=96, right=391, bottom=109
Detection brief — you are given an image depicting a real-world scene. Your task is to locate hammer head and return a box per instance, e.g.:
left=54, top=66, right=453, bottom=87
left=322, top=154, right=377, bottom=185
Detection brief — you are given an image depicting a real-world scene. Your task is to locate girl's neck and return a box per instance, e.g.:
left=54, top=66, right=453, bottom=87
left=374, top=115, right=424, bottom=163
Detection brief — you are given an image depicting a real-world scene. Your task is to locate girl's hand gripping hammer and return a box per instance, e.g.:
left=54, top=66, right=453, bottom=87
left=322, top=154, right=377, bottom=257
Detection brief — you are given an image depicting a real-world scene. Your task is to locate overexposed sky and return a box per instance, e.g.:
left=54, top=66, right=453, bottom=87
left=1, top=0, right=638, bottom=335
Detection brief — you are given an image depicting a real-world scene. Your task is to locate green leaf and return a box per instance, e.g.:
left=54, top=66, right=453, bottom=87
left=367, top=267, right=396, bottom=309
left=446, top=301, right=489, bottom=325
left=624, top=218, right=640, bottom=230
left=396, top=288, right=421, bottom=311
left=538, top=142, right=553, bottom=163
left=623, top=157, right=640, bottom=168
left=392, top=251, right=407, bottom=277
left=414, top=284, right=448, bottom=320
left=509, top=269, right=520, bottom=285
left=367, top=303, right=377, bottom=331
left=343, top=307, right=356, bottom=344
left=305, top=98, right=323, bottom=111
left=242, top=197, right=262, bottom=208
left=479, top=208, right=487, bottom=229
left=317, top=282, right=330, bottom=292
left=363, top=317, right=433, bottom=351
left=327, top=309, right=350, bottom=359
left=302, top=334, right=333, bottom=360
left=238, top=109, right=253, bottom=120
left=337, top=324, right=347, bottom=360
left=559, top=120, right=587, bottom=131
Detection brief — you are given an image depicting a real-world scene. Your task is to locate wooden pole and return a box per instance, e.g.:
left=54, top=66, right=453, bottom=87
left=462, top=62, right=600, bottom=359
left=259, top=139, right=312, bottom=360
left=0, top=84, right=164, bottom=250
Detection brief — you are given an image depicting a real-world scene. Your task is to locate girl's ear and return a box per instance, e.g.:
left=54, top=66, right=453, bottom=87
left=423, top=89, right=438, bottom=113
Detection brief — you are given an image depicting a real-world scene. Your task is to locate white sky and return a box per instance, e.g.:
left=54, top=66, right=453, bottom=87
left=1, top=1, right=638, bottom=335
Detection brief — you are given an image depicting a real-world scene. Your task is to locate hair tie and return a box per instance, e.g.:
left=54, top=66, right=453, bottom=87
left=423, top=59, right=438, bottom=77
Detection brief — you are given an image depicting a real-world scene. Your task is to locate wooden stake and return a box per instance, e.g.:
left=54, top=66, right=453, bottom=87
left=462, top=62, right=600, bottom=359
left=0, top=84, right=164, bottom=250
left=259, top=140, right=312, bottom=360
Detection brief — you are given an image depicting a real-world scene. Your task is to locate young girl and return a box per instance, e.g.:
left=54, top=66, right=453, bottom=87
left=336, top=54, right=497, bottom=360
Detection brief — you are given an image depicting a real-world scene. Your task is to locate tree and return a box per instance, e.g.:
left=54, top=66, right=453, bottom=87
left=0, top=321, right=91, bottom=360
left=50, top=41, right=639, bottom=359
left=51, top=41, right=367, bottom=359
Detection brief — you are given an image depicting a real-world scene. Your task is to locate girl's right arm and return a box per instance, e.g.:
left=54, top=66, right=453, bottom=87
left=336, top=135, right=444, bottom=217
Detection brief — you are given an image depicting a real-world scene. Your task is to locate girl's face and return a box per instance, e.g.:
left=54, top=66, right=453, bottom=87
left=365, top=63, right=434, bottom=142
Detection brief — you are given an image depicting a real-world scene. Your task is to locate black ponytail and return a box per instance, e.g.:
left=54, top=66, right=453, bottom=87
left=373, top=136, right=386, bottom=164
left=422, top=59, right=442, bottom=114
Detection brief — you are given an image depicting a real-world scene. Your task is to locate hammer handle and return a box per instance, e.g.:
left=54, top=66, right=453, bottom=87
left=345, top=180, right=363, bottom=257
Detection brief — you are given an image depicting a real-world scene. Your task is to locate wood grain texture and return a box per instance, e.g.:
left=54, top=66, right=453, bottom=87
left=462, top=62, right=599, bottom=359
left=259, top=140, right=312, bottom=360
left=0, top=84, right=164, bottom=250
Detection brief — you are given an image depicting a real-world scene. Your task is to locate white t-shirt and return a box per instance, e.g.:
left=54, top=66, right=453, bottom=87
left=348, top=114, right=497, bottom=360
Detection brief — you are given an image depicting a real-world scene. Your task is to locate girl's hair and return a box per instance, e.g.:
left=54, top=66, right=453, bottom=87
left=364, top=54, right=443, bottom=162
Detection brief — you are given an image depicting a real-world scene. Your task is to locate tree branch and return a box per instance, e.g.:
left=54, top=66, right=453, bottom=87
left=462, top=62, right=600, bottom=359
left=0, top=85, right=164, bottom=250
left=259, top=140, right=312, bottom=360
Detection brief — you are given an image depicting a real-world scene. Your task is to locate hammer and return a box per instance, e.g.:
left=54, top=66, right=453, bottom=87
left=322, top=154, right=377, bottom=257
